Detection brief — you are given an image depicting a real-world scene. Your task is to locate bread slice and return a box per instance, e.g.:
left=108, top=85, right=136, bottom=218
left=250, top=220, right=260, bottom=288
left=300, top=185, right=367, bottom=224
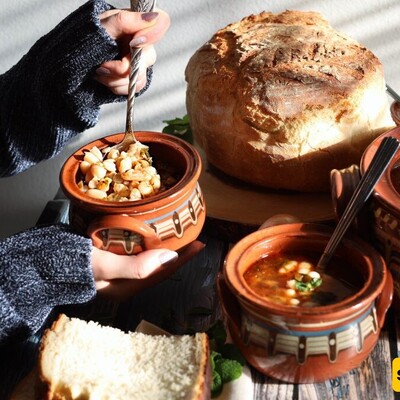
left=37, top=314, right=210, bottom=400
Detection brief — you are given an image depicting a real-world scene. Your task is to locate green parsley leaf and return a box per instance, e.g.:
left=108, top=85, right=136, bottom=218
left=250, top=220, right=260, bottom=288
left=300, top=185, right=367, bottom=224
left=211, top=369, right=223, bottom=397
left=162, top=115, right=193, bottom=143
left=215, top=358, right=243, bottom=383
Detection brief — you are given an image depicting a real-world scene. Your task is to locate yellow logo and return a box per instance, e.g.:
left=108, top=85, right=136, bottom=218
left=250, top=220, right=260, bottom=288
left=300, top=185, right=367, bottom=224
left=392, top=358, right=400, bottom=391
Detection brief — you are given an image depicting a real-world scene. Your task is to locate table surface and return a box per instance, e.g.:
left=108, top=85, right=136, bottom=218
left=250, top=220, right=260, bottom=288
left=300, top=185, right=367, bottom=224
left=1, top=194, right=400, bottom=400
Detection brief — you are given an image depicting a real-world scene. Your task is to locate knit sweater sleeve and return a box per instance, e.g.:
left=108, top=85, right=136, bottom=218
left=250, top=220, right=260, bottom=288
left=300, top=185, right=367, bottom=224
left=0, top=0, right=151, bottom=177
left=0, top=224, right=96, bottom=343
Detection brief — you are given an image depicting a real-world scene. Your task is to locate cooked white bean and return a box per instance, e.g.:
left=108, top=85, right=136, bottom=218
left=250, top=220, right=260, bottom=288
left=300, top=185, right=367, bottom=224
left=286, top=279, right=296, bottom=289
left=103, top=159, right=117, bottom=173
left=113, top=183, right=130, bottom=197
left=285, top=289, right=296, bottom=297
left=284, top=260, right=298, bottom=271
left=83, top=151, right=101, bottom=165
left=79, top=160, right=91, bottom=174
left=90, top=146, right=103, bottom=162
left=107, top=148, right=120, bottom=160
left=298, top=262, right=312, bottom=271
left=150, top=175, right=161, bottom=190
left=86, top=188, right=107, bottom=200
left=90, top=164, right=107, bottom=179
left=308, top=271, right=321, bottom=280
left=289, top=298, right=300, bottom=306
left=96, top=177, right=112, bottom=192
left=279, top=260, right=297, bottom=274
left=138, top=181, right=154, bottom=197
left=145, top=166, right=158, bottom=176
left=88, top=178, right=99, bottom=189
left=117, top=157, right=132, bottom=173
left=129, top=188, right=142, bottom=201
left=78, top=141, right=175, bottom=202
left=121, top=170, right=146, bottom=182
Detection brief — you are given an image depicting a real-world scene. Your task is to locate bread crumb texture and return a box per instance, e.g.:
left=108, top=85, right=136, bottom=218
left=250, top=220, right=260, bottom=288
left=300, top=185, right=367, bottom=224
left=185, top=10, right=395, bottom=192
left=39, top=315, right=207, bottom=400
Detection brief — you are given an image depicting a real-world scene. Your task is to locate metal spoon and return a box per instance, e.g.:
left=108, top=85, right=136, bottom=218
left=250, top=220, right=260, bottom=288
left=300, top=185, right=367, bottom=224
left=317, top=135, right=400, bottom=269
left=386, top=84, right=400, bottom=103
left=111, top=0, right=157, bottom=151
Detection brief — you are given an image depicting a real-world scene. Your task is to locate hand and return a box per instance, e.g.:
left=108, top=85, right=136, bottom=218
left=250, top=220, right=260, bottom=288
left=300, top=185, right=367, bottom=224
left=91, top=241, right=205, bottom=300
left=95, top=9, right=170, bottom=95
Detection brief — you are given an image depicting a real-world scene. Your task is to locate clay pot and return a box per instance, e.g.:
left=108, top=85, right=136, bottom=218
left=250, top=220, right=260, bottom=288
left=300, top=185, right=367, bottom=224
left=390, top=101, right=400, bottom=126
left=331, top=126, right=400, bottom=308
left=218, top=223, right=392, bottom=383
left=60, top=131, right=205, bottom=255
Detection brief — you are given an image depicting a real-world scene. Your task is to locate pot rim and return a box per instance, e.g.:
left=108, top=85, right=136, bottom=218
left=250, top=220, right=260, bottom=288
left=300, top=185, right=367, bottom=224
left=59, top=131, right=201, bottom=211
left=390, top=101, right=400, bottom=126
left=223, top=223, right=387, bottom=318
left=361, top=126, right=400, bottom=213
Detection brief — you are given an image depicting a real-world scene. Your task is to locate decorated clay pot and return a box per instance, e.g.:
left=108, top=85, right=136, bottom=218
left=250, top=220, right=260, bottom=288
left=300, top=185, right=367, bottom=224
left=331, top=126, right=400, bottom=308
left=218, top=223, right=392, bottom=383
left=60, top=131, right=205, bottom=255
left=391, top=101, right=400, bottom=126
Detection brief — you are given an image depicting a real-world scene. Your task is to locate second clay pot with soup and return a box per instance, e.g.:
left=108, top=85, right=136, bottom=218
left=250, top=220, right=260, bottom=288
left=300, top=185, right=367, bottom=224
left=218, top=223, right=393, bottom=383
left=60, top=131, right=205, bottom=256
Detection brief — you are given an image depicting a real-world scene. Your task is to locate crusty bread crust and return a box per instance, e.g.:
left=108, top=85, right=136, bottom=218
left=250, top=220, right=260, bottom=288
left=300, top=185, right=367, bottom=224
left=189, top=333, right=211, bottom=400
left=37, top=314, right=68, bottom=400
left=185, top=10, right=395, bottom=192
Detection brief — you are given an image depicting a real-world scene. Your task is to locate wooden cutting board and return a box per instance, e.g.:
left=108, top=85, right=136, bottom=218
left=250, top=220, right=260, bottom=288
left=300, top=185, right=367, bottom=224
left=197, top=147, right=334, bottom=227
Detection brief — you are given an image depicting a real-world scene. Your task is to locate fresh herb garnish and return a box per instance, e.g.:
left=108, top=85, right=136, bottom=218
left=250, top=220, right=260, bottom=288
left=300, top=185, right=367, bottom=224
left=207, top=321, right=244, bottom=397
left=162, top=115, right=193, bottom=144
left=294, top=275, right=322, bottom=292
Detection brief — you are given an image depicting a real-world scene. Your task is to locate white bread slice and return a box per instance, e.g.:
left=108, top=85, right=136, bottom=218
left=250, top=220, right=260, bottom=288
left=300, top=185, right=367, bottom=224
left=37, top=314, right=210, bottom=400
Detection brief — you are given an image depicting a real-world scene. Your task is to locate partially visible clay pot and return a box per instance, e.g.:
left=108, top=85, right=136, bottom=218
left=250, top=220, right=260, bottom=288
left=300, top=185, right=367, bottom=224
left=390, top=101, right=400, bottom=126
left=331, top=126, right=400, bottom=308
left=60, top=132, right=205, bottom=256
left=219, top=222, right=392, bottom=383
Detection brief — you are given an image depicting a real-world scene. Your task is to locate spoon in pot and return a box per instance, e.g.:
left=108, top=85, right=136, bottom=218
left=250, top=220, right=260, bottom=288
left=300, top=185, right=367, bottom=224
left=386, top=84, right=400, bottom=103
left=110, top=0, right=157, bottom=152
left=317, top=135, right=400, bottom=270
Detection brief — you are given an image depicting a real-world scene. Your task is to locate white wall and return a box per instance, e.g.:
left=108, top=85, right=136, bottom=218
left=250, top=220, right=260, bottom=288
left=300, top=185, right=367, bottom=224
left=0, top=0, right=399, bottom=237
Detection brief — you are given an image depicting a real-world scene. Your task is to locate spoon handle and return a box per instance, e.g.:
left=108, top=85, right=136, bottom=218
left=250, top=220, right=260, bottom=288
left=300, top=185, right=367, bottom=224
left=386, top=84, right=400, bottom=103
left=318, top=136, right=400, bottom=269
left=125, top=0, right=157, bottom=135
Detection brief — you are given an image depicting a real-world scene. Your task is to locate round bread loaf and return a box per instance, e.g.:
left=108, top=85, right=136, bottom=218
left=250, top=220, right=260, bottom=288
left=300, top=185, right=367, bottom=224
left=185, top=10, right=395, bottom=192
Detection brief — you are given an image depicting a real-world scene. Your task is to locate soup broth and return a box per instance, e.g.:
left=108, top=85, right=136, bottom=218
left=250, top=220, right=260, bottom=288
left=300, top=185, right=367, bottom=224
left=243, top=252, right=363, bottom=307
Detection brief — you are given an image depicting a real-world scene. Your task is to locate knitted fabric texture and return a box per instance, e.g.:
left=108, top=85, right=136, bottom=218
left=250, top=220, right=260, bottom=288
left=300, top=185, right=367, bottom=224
left=0, top=224, right=95, bottom=343
left=0, top=0, right=152, bottom=342
left=0, top=0, right=151, bottom=177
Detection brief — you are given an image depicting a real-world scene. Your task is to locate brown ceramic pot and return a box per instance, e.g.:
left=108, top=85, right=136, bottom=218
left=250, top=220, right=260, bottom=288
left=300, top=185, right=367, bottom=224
left=331, top=126, right=400, bottom=308
left=390, top=101, right=400, bottom=126
left=60, top=131, right=205, bottom=255
left=218, top=223, right=393, bottom=383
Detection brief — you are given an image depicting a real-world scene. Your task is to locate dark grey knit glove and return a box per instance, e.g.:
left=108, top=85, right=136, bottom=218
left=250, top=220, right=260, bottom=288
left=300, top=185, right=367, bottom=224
left=0, top=0, right=152, bottom=177
left=0, top=224, right=95, bottom=343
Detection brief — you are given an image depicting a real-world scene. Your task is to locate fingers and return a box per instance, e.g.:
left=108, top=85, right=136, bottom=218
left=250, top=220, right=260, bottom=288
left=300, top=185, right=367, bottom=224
left=92, top=247, right=178, bottom=281
left=96, top=8, right=168, bottom=95
left=100, top=9, right=170, bottom=47
left=95, top=46, right=156, bottom=95
left=93, top=241, right=206, bottom=300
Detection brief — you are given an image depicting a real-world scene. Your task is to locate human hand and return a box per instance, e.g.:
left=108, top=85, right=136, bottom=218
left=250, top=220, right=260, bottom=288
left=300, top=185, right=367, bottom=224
left=91, top=240, right=205, bottom=300
left=95, top=9, right=170, bottom=95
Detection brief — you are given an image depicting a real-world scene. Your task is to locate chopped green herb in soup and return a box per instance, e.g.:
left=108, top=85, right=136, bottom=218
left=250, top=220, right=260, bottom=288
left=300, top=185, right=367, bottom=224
left=243, top=252, right=362, bottom=307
